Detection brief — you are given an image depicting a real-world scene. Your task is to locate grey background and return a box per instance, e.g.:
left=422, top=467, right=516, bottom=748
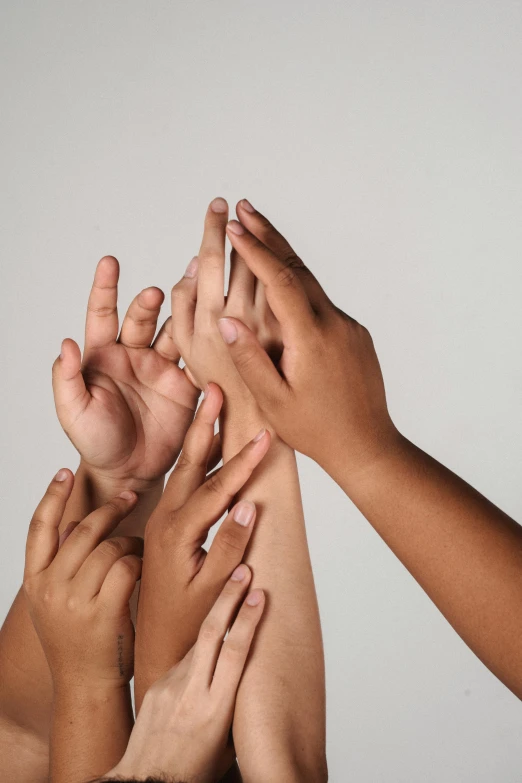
left=1, top=1, right=522, bottom=780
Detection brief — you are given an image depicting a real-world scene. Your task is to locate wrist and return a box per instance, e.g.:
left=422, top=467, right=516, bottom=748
left=76, top=461, right=164, bottom=503
left=324, top=425, right=407, bottom=495
left=53, top=678, right=130, bottom=704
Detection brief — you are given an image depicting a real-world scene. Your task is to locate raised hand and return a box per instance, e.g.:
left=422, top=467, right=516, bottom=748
left=214, top=200, right=400, bottom=480
left=170, top=198, right=282, bottom=410
left=112, top=570, right=264, bottom=783
left=134, top=382, right=270, bottom=709
left=52, top=256, right=199, bottom=491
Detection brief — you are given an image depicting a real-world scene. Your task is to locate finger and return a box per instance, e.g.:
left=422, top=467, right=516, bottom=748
left=119, top=287, right=165, bottom=349
left=180, top=429, right=270, bottom=543
left=198, top=501, right=256, bottom=591
left=24, top=469, right=74, bottom=577
left=53, top=491, right=138, bottom=578
left=98, top=553, right=143, bottom=611
left=211, top=588, right=265, bottom=699
left=161, top=383, right=223, bottom=510
left=190, top=565, right=252, bottom=688
left=207, top=432, right=222, bottom=472
left=73, top=536, right=144, bottom=599
left=52, top=339, right=90, bottom=428
left=227, top=246, right=256, bottom=306
left=151, top=316, right=181, bottom=363
left=84, top=256, right=120, bottom=352
left=170, top=258, right=198, bottom=355
left=195, top=198, right=228, bottom=321
left=236, top=199, right=328, bottom=311
left=217, top=318, right=289, bottom=414
left=225, top=220, right=315, bottom=340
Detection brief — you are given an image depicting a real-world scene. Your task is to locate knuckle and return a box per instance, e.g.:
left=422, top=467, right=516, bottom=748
left=215, top=527, right=246, bottom=556
left=199, top=618, right=222, bottom=643
left=273, top=264, right=299, bottom=289
left=28, top=517, right=47, bottom=536
left=98, top=538, right=125, bottom=559
left=65, top=595, right=79, bottom=612
left=221, top=636, right=248, bottom=661
left=87, top=304, right=116, bottom=318
left=205, top=471, right=227, bottom=498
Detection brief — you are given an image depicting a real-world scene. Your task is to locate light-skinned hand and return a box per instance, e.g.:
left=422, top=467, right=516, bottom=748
left=52, top=256, right=199, bottom=493
left=111, top=569, right=264, bottom=783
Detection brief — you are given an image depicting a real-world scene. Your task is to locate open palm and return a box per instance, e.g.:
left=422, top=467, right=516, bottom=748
left=52, top=257, right=199, bottom=486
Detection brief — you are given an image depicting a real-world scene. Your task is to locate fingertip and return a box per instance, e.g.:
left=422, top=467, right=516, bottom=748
left=230, top=563, right=251, bottom=583
left=210, top=197, right=228, bottom=214
left=118, top=490, right=138, bottom=504
left=226, top=220, right=245, bottom=236
left=139, top=287, right=165, bottom=307
left=53, top=468, right=73, bottom=483
left=246, top=588, right=265, bottom=608
left=237, top=198, right=256, bottom=214
left=200, top=382, right=223, bottom=419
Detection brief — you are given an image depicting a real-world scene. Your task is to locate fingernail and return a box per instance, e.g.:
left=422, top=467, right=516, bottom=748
left=118, top=490, right=136, bottom=501
left=233, top=501, right=255, bottom=527
left=231, top=564, right=248, bottom=582
left=217, top=318, right=238, bottom=344
left=240, top=199, right=255, bottom=213
left=246, top=589, right=263, bottom=606
left=54, top=469, right=69, bottom=482
left=227, top=220, right=245, bottom=235
left=184, top=256, right=198, bottom=278
left=210, top=197, right=228, bottom=214
left=252, top=428, right=266, bottom=443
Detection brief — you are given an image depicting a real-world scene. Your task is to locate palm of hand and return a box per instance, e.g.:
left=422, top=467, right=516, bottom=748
left=54, top=257, right=199, bottom=485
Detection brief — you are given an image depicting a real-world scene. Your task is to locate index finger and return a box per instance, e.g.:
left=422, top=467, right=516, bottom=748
left=24, top=469, right=74, bottom=577
left=196, top=198, right=228, bottom=320
left=225, top=220, right=316, bottom=340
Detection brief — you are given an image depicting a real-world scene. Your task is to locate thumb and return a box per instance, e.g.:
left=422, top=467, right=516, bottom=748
left=217, top=317, right=287, bottom=414
left=52, top=338, right=90, bottom=427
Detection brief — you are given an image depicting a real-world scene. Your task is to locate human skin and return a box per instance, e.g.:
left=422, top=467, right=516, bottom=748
left=0, top=258, right=198, bottom=782
left=133, top=384, right=271, bottom=714
left=112, top=569, right=265, bottom=783
left=22, top=469, right=143, bottom=783
left=170, top=199, right=327, bottom=782
left=217, top=199, right=522, bottom=700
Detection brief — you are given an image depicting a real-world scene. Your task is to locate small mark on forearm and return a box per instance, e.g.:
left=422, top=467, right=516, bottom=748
left=117, top=634, right=125, bottom=677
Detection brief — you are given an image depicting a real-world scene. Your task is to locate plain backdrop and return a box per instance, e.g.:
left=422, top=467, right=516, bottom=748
left=1, top=2, right=522, bottom=781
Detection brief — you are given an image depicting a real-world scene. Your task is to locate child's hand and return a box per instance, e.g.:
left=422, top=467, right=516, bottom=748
left=216, top=201, right=401, bottom=481
left=111, top=568, right=265, bottom=783
left=134, top=382, right=270, bottom=707
left=23, top=470, right=143, bottom=690
left=52, top=256, right=199, bottom=493
left=170, top=198, right=282, bottom=409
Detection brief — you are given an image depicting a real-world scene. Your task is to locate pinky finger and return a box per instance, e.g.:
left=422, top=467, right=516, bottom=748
left=98, top=554, right=143, bottom=611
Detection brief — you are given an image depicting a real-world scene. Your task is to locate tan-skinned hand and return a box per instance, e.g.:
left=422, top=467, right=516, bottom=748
left=22, top=470, right=143, bottom=690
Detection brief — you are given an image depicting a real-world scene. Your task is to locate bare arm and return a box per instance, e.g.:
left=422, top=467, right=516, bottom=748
left=169, top=198, right=327, bottom=782
left=219, top=200, right=522, bottom=700
left=0, top=258, right=196, bottom=782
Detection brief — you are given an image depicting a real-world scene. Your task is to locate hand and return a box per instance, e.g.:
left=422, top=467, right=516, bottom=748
left=134, top=382, right=271, bottom=707
left=170, top=198, right=282, bottom=408
left=22, top=470, right=143, bottom=690
left=215, top=200, right=401, bottom=480
left=111, top=569, right=265, bottom=783
left=52, top=256, right=199, bottom=491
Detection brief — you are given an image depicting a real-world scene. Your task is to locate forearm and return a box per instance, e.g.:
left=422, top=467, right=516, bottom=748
left=331, top=433, right=522, bottom=696
left=0, top=463, right=162, bottom=779
left=223, top=404, right=327, bottom=783
left=50, top=683, right=133, bottom=783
